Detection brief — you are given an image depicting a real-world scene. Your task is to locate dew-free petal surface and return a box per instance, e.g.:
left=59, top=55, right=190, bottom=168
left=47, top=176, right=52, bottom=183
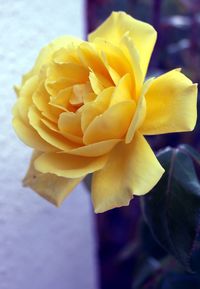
left=23, top=151, right=83, bottom=206
left=84, top=101, right=136, bottom=144
left=141, top=70, right=198, bottom=135
left=89, top=11, right=157, bottom=78
left=92, top=132, right=164, bottom=213
left=34, top=152, right=108, bottom=178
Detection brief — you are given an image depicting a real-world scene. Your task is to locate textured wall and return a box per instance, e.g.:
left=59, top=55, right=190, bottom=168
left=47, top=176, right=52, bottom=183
left=0, top=1, right=98, bottom=289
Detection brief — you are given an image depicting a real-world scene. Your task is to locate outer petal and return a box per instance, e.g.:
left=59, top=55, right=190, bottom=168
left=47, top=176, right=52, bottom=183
left=23, top=151, right=83, bottom=206
left=140, top=70, right=198, bottom=135
left=22, top=36, right=82, bottom=83
left=92, top=132, right=164, bottom=213
left=17, top=75, right=39, bottom=123
left=34, top=152, right=108, bottom=178
left=12, top=117, right=57, bottom=152
left=28, top=106, right=77, bottom=151
left=89, top=11, right=157, bottom=78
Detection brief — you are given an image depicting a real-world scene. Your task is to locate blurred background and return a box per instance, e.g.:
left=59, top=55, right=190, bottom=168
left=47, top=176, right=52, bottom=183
left=86, top=0, right=200, bottom=288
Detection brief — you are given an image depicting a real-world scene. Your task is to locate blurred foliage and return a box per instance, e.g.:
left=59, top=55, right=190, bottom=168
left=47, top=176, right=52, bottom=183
left=142, top=145, right=200, bottom=271
left=87, top=1, right=200, bottom=288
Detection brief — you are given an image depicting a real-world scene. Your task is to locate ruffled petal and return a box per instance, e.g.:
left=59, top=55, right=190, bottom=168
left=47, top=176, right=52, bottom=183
left=83, top=100, right=136, bottom=144
left=140, top=69, right=198, bottom=135
left=89, top=11, right=157, bottom=78
left=12, top=117, right=57, bottom=152
left=92, top=132, right=164, bottom=213
left=28, top=106, right=77, bottom=151
left=22, top=36, right=82, bottom=83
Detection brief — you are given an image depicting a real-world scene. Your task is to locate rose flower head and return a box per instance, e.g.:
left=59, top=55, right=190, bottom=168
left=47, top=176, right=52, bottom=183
left=12, top=12, right=197, bottom=213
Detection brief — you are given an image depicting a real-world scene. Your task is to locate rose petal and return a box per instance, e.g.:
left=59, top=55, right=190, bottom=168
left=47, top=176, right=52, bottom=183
left=92, top=132, right=164, bottom=213
left=89, top=11, right=157, bottom=78
left=68, top=139, right=121, bottom=157
left=78, top=42, right=110, bottom=79
left=32, top=81, right=60, bottom=123
left=47, top=62, right=89, bottom=83
left=89, top=71, right=112, bottom=95
left=34, top=152, right=108, bottom=178
left=125, top=78, right=154, bottom=143
left=140, top=69, right=198, bottom=135
left=23, top=151, right=83, bottom=206
left=120, top=33, right=143, bottom=96
left=83, top=100, right=136, bottom=144
left=94, top=38, right=131, bottom=84
left=58, top=111, right=83, bottom=144
left=12, top=117, right=56, bottom=152
left=17, top=75, right=39, bottom=123
left=22, top=36, right=82, bottom=84
left=28, top=106, right=77, bottom=151
left=110, top=73, right=133, bottom=106
left=81, top=87, right=114, bottom=132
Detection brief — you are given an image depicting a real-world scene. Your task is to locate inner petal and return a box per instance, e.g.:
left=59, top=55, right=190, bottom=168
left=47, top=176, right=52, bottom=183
left=70, top=82, right=93, bottom=106
left=58, top=111, right=83, bottom=144
left=78, top=42, right=111, bottom=80
left=33, top=81, right=62, bottom=123
left=49, top=87, right=75, bottom=112
left=47, top=62, right=89, bottom=83
left=83, top=100, right=136, bottom=144
left=89, top=71, right=112, bottom=95
left=81, top=87, right=114, bottom=133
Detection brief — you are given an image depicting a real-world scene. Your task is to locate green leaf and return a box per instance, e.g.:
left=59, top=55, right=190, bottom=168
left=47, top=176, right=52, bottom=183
left=141, top=145, right=200, bottom=272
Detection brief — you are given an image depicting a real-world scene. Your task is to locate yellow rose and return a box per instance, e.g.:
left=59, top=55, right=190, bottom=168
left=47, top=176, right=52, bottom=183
left=13, top=12, right=197, bottom=213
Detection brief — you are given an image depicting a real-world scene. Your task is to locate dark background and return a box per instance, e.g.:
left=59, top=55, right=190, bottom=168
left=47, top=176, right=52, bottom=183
left=86, top=1, right=200, bottom=288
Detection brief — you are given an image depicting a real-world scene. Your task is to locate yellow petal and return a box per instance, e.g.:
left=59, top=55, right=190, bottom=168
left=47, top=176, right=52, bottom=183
left=94, top=38, right=131, bottom=83
left=89, top=11, right=157, bottom=78
left=47, top=62, right=89, bottom=84
left=83, top=100, right=136, bottom=144
left=41, top=118, right=59, bottom=133
left=34, top=152, right=108, bottom=178
left=78, top=42, right=110, bottom=79
left=69, top=139, right=121, bottom=157
left=83, top=92, right=96, bottom=103
left=22, top=36, right=82, bottom=84
left=58, top=111, right=83, bottom=140
left=12, top=117, right=57, bottom=152
left=101, top=52, right=120, bottom=85
left=52, top=43, right=81, bottom=66
left=28, top=106, right=77, bottom=151
left=125, top=78, right=154, bottom=143
left=45, top=78, right=75, bottom=97
left=49, top=87, right=75, bottom=112
left=140, top=70, right=198, bottom=135
left=71, top=82, right=92, bottom=105
left=32, top=81, right=60, bottom=123
left=92, top=132, right=164, bottom=213
left=81, top=87, right=114, bottom=132
left=120, top=33, right=143, bottom=96
left=89, top=71, right=112, bottom=95
left=110, top=74, right=133, bottom=106
left=17, top=75, right=39, bottom=123
left=23, top=151, right=83, bottom=206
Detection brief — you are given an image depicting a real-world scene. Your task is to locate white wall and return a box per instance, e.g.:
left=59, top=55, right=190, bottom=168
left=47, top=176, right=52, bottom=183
left=0, top=1, right=98, bottom=289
